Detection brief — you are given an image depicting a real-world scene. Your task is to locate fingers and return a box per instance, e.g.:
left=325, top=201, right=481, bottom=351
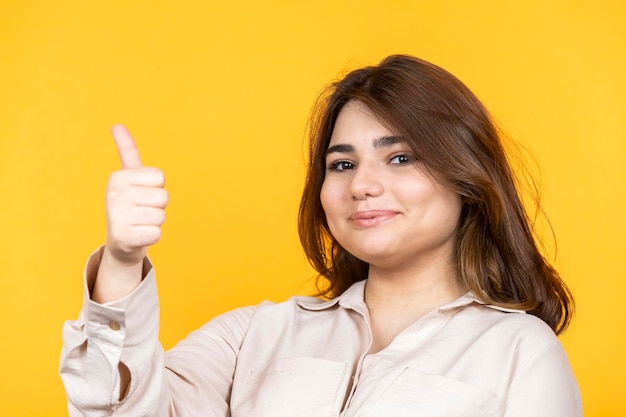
left=106, top=169, right=169, bottom=223
left=128, top=206, right=166, bottom=226
left=112, top=124, right=143, bottom=170
left=105, top=173, right=169, bottom=259
left=109, top=166, right=166, bottom=188
left=107, top=182, right=168, bottom=212
left=129, top=186, right=168, bottom=209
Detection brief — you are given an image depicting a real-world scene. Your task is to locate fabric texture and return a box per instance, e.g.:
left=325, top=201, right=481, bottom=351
left=60, top=248, right=582, bottom=417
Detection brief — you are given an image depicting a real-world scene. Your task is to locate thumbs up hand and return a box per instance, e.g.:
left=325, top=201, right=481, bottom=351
left=92, top=125, right=169, bottom=303
left=105, top=125, right=169, bottom=266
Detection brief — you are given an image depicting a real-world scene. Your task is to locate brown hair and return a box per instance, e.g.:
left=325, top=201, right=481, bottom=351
left=298, top=54, right=574, bottom=334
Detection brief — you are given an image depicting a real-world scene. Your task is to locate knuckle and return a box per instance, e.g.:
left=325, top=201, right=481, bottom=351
left=145, top=167, right=165, bottom=184
left=158, top=189, right=169, bottom=206
left=109, top=170, right=129, bottom=184
left=156, top=170, right=165, bottom=185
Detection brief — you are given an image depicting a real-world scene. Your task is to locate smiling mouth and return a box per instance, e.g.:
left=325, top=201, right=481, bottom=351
left=349, top=210, right=399, bottom=227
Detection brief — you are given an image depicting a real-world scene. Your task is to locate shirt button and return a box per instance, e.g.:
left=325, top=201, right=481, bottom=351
left=108, top=321, right=121, bottom=331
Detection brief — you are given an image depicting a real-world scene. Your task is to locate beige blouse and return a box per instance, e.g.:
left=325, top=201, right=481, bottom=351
left=60, top=248, right=581, bottom=417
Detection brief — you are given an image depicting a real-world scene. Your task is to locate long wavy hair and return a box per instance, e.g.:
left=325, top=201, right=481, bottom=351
left=298, top=54, right=574, bottom=335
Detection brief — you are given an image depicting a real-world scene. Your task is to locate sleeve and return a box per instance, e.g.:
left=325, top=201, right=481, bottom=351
left=503, top=336, right=582, bottom=417
left=60, top=248, right=255, bottom=417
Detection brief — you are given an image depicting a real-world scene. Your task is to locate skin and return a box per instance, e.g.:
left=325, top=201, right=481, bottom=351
left=320, top=101, right=466, bottom=352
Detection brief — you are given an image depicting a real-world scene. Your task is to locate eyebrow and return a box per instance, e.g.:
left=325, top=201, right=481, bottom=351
left=373, top=135, right=404, bottom=149
left=325, top=135, right=405, bottom=156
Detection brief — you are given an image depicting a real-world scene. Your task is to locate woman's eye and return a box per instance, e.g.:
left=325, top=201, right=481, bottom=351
left=390, top=154, right=415, bottom=164
left=328, top=160, right=355, bottom=171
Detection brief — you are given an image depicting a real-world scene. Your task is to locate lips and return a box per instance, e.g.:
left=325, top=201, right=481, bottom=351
left=349, top=210, right=399, bottom=227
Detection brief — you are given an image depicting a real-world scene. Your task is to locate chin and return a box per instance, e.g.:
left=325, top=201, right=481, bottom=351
left=348, top=247, right=399, bottom=266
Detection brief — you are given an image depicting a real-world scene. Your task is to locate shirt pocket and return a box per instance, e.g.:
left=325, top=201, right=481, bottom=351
left=365, top=367, right=503, bottom=417
left=231, top=357, right=348, bottom=417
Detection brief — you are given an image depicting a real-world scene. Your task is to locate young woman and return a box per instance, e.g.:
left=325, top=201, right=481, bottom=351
left=61, top=55, right=581, bottom=416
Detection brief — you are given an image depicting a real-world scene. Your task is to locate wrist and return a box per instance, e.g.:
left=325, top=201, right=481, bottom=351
left=91, top=247, right=145, bottom=303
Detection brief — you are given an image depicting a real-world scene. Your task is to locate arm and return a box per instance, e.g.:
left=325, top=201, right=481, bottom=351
left=60, top=248, right=255, bottom=416
left=91, top=124, right=168, bottom=401
left=60, top=125, right=249, bottom=416
left=61, top=247, right=165, bottom=416
left=60, top=125, right=166, bottom=415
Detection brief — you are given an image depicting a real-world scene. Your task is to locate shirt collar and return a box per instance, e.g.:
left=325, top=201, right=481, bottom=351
left=437, top=291, right=526, bottom=313
left=296, top=280, right=367, bottom=312
left=296, top=280, right=525, bottom=314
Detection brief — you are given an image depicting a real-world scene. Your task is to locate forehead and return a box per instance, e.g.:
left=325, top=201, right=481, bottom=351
left=329, top=101, right=394, bottom=146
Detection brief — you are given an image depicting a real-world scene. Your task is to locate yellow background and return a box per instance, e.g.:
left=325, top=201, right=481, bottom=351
left=1, top=1, right=624, bottom=415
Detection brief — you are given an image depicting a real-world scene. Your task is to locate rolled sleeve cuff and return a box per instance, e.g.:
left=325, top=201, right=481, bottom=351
left=82, top=247, right=159, bottom=346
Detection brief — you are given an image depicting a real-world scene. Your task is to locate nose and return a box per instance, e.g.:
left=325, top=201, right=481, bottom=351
left=350, top=161, right=383, bottom=200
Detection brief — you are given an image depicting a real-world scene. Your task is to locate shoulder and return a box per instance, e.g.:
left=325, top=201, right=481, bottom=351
left=201, top=294, right=332, bottom=330
left=459, top=302, right=556, bottom=338
left=441, top=292, right=558, bottom=345
left=243, top=295, right=341, bottom=324
left=458, top=307, right=582, bottom=416
left=450, top=303, right=563, bottom=361
left=448, top=304, right=580, bottom=404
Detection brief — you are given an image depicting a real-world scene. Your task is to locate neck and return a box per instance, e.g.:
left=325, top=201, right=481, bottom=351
left=363, top=259, right=466, bottom=354
left=364, top=258, right=465, bottom=315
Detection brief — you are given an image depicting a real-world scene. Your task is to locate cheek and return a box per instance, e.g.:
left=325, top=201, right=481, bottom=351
left=319, top=181, right=336, bottom=216
left=319, top=181, right=347, bottom=239
left=435, top=191, right=463, bottom=231
left=406, top=180, right=462, bottom=227
left=320, top=183, right=345, bottom=244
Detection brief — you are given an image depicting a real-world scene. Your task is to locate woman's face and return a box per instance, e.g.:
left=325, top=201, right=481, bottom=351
left=320, top=101, right=463, bottom=272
